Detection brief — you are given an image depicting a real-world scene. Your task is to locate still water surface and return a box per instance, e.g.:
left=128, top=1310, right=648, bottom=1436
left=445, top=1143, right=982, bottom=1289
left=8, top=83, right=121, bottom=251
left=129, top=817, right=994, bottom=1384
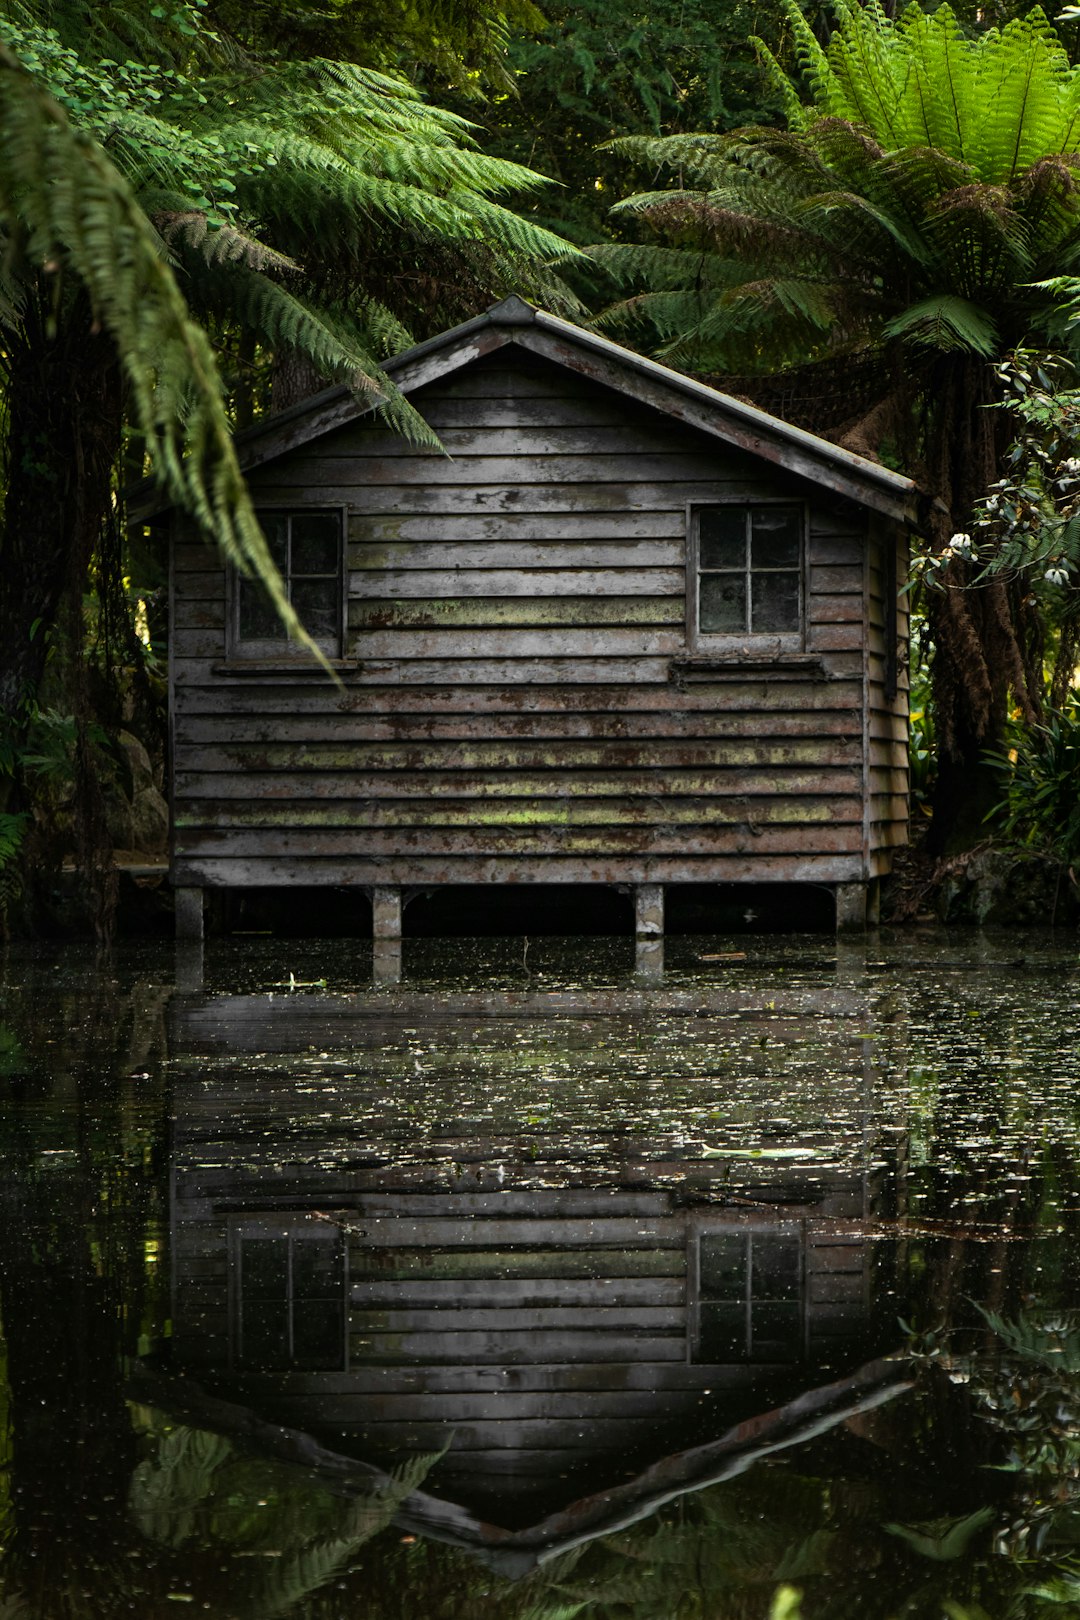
left=1, top=931, right=1079, bottom=1618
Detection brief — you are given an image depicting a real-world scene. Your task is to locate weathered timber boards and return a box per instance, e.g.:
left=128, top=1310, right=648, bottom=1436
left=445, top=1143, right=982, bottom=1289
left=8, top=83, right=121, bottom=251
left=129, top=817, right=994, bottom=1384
left=273, top=1417, right=705, bottom=1453
left=350, top=1306, right=685, bottom=1334
left=345, top=598, right=686, bottom=631
left=246, top=1389, right=704, bottom=1423
left=172, top=655, right=866, bottom=688
left=174, top=710, right=866, bottom=743
left=347, top=1331, right=687, bottom=1366
left=174, top=593, right=689, bottom=629
left=174, top=670, right=866, bottom=705
left=176, top=739, right=861, bottom=772
left=247, top=482, right=845, bottom=515
left=253, top=452, right=804, bottom=487
left=172, top=764, right=864, bottom=798
left=213, top=1363, right=771, bottom=1396
left=169, top=983, right=870, bottom=1029
left=349, top=570, right=686, bottom=599
left=176, top=627, right=691, bottom=659
left=173, top=826, right=866, bottom=859
left=350, top=1277, right=686, bottom=1307
left=169, top=853, right=868, bottom=885
left=175, top=656, right=681, bottom=687
left=357, top=1191, right=678, bottom=1216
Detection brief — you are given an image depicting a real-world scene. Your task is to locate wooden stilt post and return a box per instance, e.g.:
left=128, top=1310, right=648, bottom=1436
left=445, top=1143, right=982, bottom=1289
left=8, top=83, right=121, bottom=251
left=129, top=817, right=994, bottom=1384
left=372, top=886, right=402, bottom=940
left=174, top=886, right=204, bottom=941
left=371, top=886, right=402, bottom=985
left=834, top=881, right=867, bottom=933
left=634, top=883, right=664, bottom=938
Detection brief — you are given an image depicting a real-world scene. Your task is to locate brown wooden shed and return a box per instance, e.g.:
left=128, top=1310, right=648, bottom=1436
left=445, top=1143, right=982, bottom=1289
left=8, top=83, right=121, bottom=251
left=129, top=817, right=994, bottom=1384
left=167, top=296, right=917, bottom=940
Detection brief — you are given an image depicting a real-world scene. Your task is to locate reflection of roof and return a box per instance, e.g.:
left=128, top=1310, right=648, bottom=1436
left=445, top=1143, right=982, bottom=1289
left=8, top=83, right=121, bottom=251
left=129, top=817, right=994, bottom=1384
left=131, top=1355, right=911, bottom=1579
left=135, top=296, right=918, bottom=525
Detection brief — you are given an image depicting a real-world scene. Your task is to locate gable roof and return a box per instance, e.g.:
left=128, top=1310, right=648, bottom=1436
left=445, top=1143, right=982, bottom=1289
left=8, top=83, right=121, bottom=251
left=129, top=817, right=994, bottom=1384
left=224, top=295, right=918, bottom=525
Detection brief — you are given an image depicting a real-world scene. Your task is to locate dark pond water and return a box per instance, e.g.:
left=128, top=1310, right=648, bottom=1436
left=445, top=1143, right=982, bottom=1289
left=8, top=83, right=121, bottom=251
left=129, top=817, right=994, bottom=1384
left=2, top=931, right=1080, bottom=1619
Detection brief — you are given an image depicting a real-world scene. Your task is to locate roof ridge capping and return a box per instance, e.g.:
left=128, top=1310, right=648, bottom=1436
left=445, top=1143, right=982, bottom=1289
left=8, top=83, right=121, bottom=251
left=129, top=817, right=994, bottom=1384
left=485, top=294, right=537, bottom=325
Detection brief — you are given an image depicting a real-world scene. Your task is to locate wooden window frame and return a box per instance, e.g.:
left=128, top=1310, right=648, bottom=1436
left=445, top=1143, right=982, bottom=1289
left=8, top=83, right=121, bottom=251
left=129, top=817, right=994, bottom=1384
left=688, top=1220, right=807, bottom=1365
left=229, top=506, right=347, bottom=660
left=227, top=1215, right=349, bottom=1373
left=687, top=501, right=807, bottom=654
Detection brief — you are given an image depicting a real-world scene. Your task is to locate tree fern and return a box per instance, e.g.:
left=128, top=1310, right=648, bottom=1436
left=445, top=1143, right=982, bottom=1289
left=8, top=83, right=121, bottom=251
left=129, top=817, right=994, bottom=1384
left=0, top=0, right=581, bottom=732
left=0, top=42, right=311, bottom=646
left=599, top=0, right=1080, bottom=837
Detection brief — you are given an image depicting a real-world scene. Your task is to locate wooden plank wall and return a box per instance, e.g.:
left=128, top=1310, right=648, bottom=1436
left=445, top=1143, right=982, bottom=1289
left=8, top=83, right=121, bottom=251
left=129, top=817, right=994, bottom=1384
left=171, top=349, right=902, bottom=891
left=867, top=520, right=911, bottom=874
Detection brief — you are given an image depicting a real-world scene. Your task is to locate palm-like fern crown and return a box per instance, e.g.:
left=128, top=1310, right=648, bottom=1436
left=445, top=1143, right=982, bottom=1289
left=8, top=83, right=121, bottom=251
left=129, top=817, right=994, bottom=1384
left=0, top=0, right=579, bottom=642
left=597, top=2, right=1080, bottom=374
left=0, top=6, right=577, bottom=427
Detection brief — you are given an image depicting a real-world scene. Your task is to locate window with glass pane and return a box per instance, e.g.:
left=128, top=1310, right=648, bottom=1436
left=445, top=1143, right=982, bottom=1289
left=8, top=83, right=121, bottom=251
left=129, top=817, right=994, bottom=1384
left=696, top=505, right=803, bottom=639
left=235, top=510, right=342, bottom=654
left=232, top=1223, right=346, bottom=1370
left=693, top=1228, right=803, bottom=1364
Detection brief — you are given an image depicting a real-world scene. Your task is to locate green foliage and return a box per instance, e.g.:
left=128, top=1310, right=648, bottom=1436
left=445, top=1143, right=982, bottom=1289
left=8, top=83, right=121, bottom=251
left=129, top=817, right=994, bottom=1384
left=129, top=1413, right=440, bottom=1617
left=463, top=0, right=794, bottom=244
left=597, top=0, right=1080, bottom=817
left=883, top=1506, right=995, bottom=1561
left=0, top=6, right=579, bottom=422
left=966, top=349, right=1080, bottom=578
left=206, top=0, right=548, bottom=95
left=596, top=2, right=1080, bottom=374
left=986, top=698, right=1080, bottom=864
left=908, top=617, right=938, bottom=809
left=0, top=35, right=309, bottom=646
left=0, top=0, right=579, bottom=713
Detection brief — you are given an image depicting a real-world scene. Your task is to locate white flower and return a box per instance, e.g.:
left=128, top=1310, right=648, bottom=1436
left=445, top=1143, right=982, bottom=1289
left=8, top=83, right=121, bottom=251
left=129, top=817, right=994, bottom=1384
left=1064, top=458, right=1080, bottom=476
left=1044, top=565, right=1071, bottom=586
left=947, top=532, right=975, bottom=556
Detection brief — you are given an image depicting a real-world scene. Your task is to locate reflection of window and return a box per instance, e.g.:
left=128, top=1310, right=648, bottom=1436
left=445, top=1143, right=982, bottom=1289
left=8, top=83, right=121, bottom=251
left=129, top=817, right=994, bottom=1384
left=230, top=1220, right=347, bottom=1370
left=692, top=1228, right=803, bottom=1364
left=233, top=509, right=343, bottom=656
left=691, top=505, right=804, bottom=644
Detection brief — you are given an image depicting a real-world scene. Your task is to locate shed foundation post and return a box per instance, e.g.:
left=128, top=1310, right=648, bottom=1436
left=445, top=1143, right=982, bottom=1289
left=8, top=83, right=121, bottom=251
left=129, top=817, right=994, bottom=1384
left=634, top=883, right=664, bottom=938
left=373, top=941, right=402, bottom=986
left=834, top=881, right=868, bottom=933
left=174, top=886, right=204, bottom=941
left=175, top=941, right=204, bottom=994
left=372, top=886, right=402, bottom=940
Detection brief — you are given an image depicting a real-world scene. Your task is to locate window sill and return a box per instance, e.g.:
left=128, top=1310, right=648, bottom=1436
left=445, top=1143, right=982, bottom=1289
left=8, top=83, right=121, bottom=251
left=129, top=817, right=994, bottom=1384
left=670, top=651, right=827, bottom=684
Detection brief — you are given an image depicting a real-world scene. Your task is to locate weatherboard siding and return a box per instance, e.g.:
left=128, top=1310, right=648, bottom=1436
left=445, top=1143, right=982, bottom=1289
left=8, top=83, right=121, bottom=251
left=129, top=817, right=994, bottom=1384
left=170, top=350, right=909, bottom=892
left=170, top=1187, right=874, bottom=1508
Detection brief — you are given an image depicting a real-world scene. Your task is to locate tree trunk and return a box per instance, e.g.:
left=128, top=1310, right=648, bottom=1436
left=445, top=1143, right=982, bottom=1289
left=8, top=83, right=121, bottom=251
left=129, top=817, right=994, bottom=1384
left=0, top=285, right=121, bottom=720
left=269, top=343, right=325, bottom=413
left=919, top=354, right=1025, bottom=854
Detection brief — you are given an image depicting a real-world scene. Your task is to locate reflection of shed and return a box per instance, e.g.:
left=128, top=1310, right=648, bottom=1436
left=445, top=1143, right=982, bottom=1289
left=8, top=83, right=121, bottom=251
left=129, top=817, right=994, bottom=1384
left=164, top=297, right=917, bottom=938
left=168, top=988, right=888, bottom=1524
left=199, top=1194, right=876, bottom=1523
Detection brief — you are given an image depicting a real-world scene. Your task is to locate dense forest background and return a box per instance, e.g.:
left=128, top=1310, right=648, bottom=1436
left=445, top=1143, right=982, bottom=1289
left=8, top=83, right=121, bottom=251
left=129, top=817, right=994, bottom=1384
left=0, top=0, right=1079, bottom=933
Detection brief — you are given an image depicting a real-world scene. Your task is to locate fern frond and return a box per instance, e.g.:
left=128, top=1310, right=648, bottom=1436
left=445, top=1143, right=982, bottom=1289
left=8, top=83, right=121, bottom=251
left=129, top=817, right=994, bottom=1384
left=0, top=44, right=314, bottom=652
left=155, top=210, right=299, bottom=275
left=884, top=292, right=1000, bottom=354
